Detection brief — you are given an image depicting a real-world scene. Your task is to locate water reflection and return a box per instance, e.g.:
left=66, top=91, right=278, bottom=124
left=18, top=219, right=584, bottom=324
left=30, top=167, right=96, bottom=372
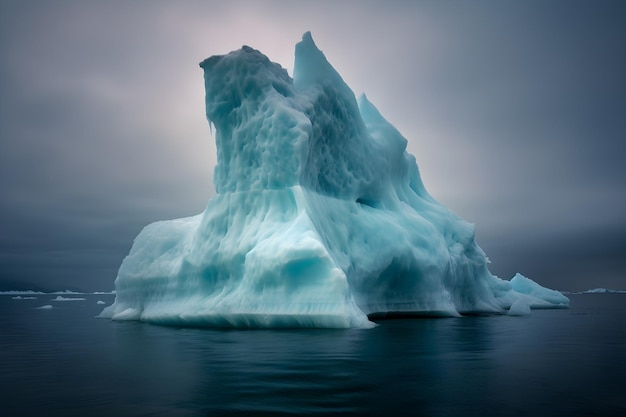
left=2, top=295, right=625, bottom=417
left=149, top=318, right=502, bottom=416
left=177, top=328, right=368, bottom=415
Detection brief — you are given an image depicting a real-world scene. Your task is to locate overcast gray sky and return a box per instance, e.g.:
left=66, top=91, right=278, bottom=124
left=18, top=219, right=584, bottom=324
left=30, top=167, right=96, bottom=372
left=1, top=0, right=624, bottom=292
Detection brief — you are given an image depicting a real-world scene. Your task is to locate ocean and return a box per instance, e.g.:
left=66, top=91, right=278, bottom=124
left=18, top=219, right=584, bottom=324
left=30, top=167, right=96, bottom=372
left=1, top=293, right=624, bottom=417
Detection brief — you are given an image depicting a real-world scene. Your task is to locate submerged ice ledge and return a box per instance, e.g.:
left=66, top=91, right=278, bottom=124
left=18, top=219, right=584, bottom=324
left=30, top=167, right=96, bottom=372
left=100, top=32, right=569, bottom=328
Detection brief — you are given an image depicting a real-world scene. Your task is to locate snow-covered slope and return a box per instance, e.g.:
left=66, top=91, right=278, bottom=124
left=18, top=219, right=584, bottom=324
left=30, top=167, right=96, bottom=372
left=100, top=33, right=569, bottom=328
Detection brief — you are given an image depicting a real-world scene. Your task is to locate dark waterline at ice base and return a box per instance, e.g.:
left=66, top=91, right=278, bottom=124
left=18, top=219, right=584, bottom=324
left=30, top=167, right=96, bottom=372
left=2, top=294, right=624, bottom=417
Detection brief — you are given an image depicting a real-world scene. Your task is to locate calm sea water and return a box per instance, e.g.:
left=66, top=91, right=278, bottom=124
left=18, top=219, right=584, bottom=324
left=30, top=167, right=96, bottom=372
left=1, top=294, right=624, bottom=417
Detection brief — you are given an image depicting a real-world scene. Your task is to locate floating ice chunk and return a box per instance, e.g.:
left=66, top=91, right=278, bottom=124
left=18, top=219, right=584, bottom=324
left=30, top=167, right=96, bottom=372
left=510, top=274, right=570, bottom=307
left=508, top=298, right=532, bottom=316
left=582, top=288, right=626, bottom=294
left=96, top=300, right=106, bottom=305
left=36, top=305, right=53, bottom=310
left=102, top=32, right=569, bottom=328
left=12, top=296, right=37, bottom=300
left=51, top=296, right=86, bottom=301
left=1, top=290, right=44, bottom=295
left=111, top=307, right=141, bottom=320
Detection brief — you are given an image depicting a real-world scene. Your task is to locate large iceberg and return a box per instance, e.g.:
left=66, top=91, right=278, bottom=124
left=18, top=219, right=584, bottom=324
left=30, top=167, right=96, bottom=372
left=100, top=33, right=569, bottom=328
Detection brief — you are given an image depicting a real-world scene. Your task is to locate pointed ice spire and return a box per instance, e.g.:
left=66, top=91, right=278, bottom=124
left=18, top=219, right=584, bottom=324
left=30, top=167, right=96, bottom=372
left=358, top=93, right=387, bottom=126
left=358, top=93, right=407, bottom=152
left=293, top=31, right=349, bottom=92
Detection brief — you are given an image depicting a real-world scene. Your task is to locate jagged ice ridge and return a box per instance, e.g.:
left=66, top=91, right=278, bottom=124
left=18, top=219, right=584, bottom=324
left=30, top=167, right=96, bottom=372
left=100, top=33, right=569, bottom=328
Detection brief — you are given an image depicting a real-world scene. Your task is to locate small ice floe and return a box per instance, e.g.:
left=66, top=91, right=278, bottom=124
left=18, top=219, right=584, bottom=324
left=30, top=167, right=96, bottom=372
left=0, top=290, right=44, bottom=295
left=51, top=296, right=86, bottom=302
left=12, top=296, right=37, bottom=300
left=36, top=305, right=54, bottom=310
left=96, top=300, right=106, bottom=305
left=508, top=299, right=532, bottom=316
left=582, top=288, right=626, bottom=294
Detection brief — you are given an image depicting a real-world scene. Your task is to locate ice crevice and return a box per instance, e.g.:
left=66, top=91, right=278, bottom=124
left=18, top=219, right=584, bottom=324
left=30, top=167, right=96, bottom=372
left=100, top=32, right=569, bottom=328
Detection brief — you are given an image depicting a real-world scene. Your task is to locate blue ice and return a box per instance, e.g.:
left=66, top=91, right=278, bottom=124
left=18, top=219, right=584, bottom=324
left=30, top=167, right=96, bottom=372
left=100, top=33, right=569, bottom=328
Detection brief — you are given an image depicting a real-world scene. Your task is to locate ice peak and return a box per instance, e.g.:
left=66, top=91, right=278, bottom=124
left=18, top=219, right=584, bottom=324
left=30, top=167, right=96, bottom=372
left=357, top=94, right=381, bottom=122
left=301, top=31, right=314, bottom=44
left=294, top=32, right=347, bottom=92
left=199, top=43, right=298, bottom=193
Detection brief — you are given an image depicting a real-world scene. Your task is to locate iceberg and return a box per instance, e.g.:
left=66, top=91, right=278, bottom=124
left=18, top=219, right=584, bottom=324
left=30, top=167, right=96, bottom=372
left=101, top=32, right=569, bottom=328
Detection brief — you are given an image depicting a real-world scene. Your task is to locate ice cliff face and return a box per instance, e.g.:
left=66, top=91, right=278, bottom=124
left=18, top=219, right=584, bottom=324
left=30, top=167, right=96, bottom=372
left=100, top=32, right=569, bottom=328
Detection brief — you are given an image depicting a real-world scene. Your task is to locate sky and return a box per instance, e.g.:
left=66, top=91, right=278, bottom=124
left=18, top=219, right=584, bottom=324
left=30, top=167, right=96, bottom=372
left=0, top=0, right=624, bottom=292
